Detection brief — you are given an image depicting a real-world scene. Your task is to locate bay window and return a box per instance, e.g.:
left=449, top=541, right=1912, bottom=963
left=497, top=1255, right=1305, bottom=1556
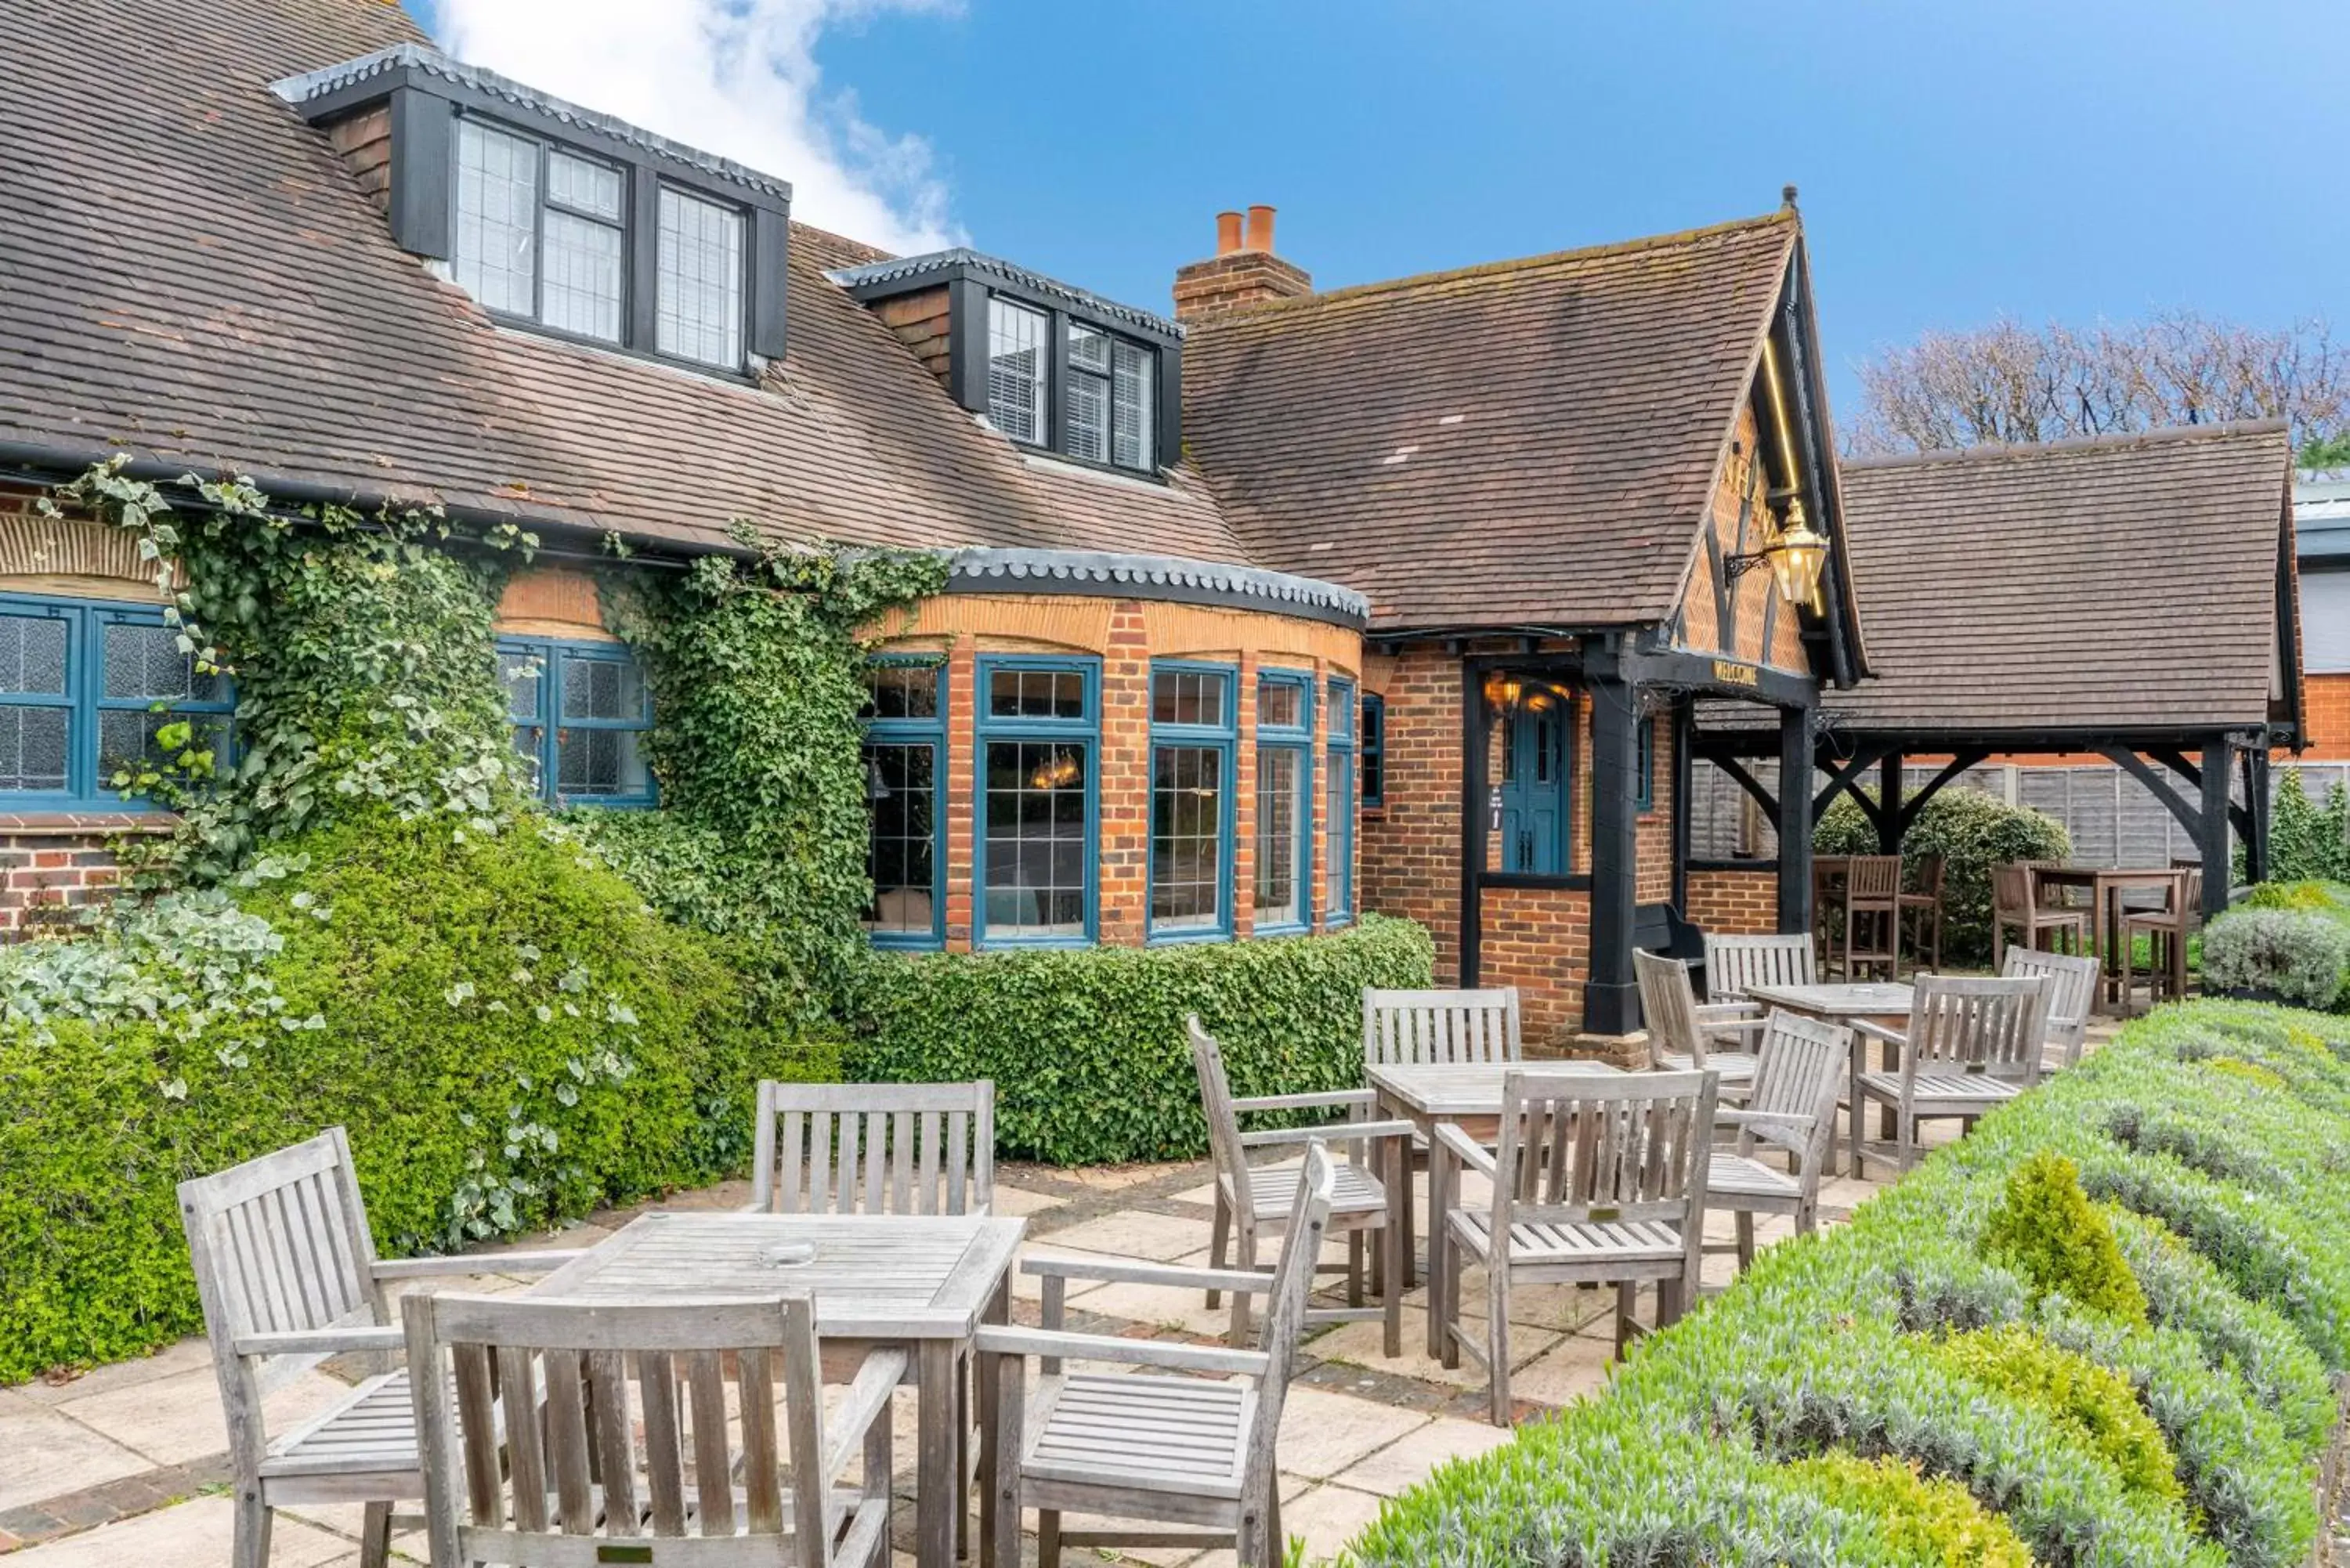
left=1254, top=670, right=1312, bottom=934
left=861, top=659, right=945, bottom=947
left=1327, top=677, right=1356, bottom=924
left=1150, top=663, right=1234, bottom=939
left=976, top=656, right=1097, bottom=945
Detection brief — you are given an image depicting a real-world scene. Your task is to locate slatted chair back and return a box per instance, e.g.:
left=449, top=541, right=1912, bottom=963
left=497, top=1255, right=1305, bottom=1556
left=2177, top=867, right=2204, bottom=921
left=1740, top=1012, right=1852, bottom=1168
left=1992, top=862, right=2037, bottom=920
left=179, top=1127, right=387, bottom=1433
left=1361, top=987, right=1522, bottom=1066
left=1491, top=1069, right=1716, bottom=1234
left=1188, top=1016, right=1255, bottom=1210
left=1909, top=854, right=1947, bottom=899
left=750, top=1079, right=994, bottom=1216
left=1702, top=934, right=1815, bottom=1003
left=1906, top=974, right=2050, bottom=1083
left=1632, top=948, right=1712, bottom=1068
left=2000, top=946, right=2099, bottom=1068
left=1845, top=854, right=1903, bottom=901
left=1252, top=1142, right=1337, bottom=1443
left=404, top=1291, right=837, bottom=1568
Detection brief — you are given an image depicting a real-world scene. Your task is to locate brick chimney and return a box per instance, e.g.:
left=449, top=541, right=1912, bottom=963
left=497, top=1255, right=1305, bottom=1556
left=1172, top=204, right=1311, bottom=321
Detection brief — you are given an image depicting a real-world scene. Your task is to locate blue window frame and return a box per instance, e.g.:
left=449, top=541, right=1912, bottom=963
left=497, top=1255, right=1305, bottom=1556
left=861, top=657, right=946, bottom=949
left=1253, top=670, right=1313, bottom=935
left=497, top=636, right=656, bottom=807
left=1326, top=677, right=1356, bottom=925
left=1360, top=692, right=1386, bottom=809
left=1149, top=662, right=1235, bottom=941
left=1636, top=713, right=1657, bottom=813
left=0, top=594, right=233, bottom=809
left=975, top=655, right=1098, bottom=947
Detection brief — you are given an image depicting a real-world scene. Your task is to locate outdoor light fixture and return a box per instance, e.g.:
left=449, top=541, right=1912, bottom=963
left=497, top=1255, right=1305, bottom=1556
left=866, top=757, right=893, bottom=803
left=1723, top=499, right=1831, bottom=604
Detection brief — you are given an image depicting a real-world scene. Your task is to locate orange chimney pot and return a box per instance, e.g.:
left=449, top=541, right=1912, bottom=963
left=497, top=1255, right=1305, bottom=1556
left=1244, top=204, right=1276, bottom=253
left=1214, top=211, right=1243, bottom=256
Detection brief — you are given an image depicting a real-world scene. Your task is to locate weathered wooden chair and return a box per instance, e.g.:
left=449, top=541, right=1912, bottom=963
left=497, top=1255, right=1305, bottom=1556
left=2001, top=945, right=2099, bottom=1076
left=1361, top=986, right=1522, bottom=1064
left=1835, top=854, right=1905, bottom=980
left=1191, top=1015, right=1409, bottom=1355
left=980, top=1143, right=1336, bottom=1568
left=403, top=1289, right=901, bottom=1568
left=1434, top=1069, right=1716, bottom=1423
left=1703, top=1011, right=1851, bottom=1271
left=1898, top=854, right=1947, bottom=970
left=750, top=1078, right=994, bottom=1215
left=1992, top=862, right=2088, bottom=964
left=1361, top=985, right=1521, bottom=1288
left=1701, top=932, right=1816, bottom=1006
left=1851, top=974, right=2051, bottom=1172
left=2122, top=868, right=2202, bottom=1013
left=1634, top=948, right=1759, bottom=1099
left=179, top=1128, right=585, bottom=1568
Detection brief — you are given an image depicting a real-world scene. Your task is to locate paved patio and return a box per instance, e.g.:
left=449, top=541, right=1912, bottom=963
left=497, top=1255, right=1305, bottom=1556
left=2, top=1027, right=2118, bottom=1564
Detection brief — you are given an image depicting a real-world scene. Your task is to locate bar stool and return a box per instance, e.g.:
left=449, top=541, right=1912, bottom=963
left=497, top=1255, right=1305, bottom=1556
left=1897, top=854, right=1944, bottom=971
left=1835, top=854, right=1904, bottom=981
left=2122, top=868, right=2200, bottom=1013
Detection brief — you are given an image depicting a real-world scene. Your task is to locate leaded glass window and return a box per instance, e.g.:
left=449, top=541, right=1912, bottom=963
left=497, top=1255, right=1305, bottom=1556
left=498, top=637, right=655, bottom=807
left=1148, top=665, right=1233, bottom=939
left=1254, top=671, right=1312, bottom=932
left=974, top=657, right=1097, bottom=946
left=541, top=150, right=624, bottom=342
left=862, top=659, right=945, bottom=946
left=987, top=298, right=1049, bottom=444
left=657, top=186, right=746, bottom=368
left=0, top=599, right=234, bottom=805
left=454, top=119, right=537, bottom=317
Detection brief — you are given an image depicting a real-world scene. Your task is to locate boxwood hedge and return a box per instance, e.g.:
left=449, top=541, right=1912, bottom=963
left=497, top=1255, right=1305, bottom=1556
left=0, top=813, right=837, bottom=1385
left=846, top=914, right=1434, bottom=1165
left=1340, top=1000, right=2350, bottom=1568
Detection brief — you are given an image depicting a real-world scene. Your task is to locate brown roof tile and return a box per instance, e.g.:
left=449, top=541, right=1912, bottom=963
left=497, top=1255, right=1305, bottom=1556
left=0, top=0, right=1243, bottom=565
left=1824, top=423, right=2296, bottom=736
left=1180, top=215, right=1799, bottom=632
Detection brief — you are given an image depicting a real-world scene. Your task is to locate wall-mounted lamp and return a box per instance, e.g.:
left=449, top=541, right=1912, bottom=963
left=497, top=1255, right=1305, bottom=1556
left=1724, top=499, right=1830, bottom=605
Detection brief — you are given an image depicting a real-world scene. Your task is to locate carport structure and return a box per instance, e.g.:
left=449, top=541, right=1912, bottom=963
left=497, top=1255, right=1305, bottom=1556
left=1692, top=421, right=2303, bottom=924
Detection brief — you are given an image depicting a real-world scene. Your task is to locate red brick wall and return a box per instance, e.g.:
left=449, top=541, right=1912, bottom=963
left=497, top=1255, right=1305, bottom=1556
left=1360, top=646, right=1464, bottom=980
left=0, top=815, right=170, bottom=935
left=1687, top=866, right=1777, bottom=935
left=2299, top=672, right=2350, bottom=759
left=1477, top=883, right=1590, bottom=1044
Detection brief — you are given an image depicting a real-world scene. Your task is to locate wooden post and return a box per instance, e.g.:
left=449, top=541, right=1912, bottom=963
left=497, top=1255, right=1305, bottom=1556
left=2243, top=747, right=2272, bottom=886
left=1669, top=696, right=1694, bottom=911
left=1584, top=652, right=1640, bottom=1035
left=1777, top=706, right=1813, bottom=938
left=1875, top=751, right=1904, bottom=853
left=2200, top=738, right=2232, bottom=921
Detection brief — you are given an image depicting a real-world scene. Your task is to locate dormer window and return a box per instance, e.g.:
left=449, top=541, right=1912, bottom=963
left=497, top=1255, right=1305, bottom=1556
left=833, top=249, right=1183, bottom=479
left=273, top=46, right=791, bottom=378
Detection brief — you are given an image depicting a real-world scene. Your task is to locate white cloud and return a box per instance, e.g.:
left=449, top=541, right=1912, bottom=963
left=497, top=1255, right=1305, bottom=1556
left=432, top=0, right=962, bottom=256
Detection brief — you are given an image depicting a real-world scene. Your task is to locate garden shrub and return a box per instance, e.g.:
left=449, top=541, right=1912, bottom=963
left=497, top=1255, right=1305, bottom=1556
left=1979, top=1151, right=2148, bottom=1323
left=0, top=811, right=837, bottom=1384
left=1342, top=999, right=2350, bottom=1568
left=2261, top=771, right=2350, bottom=884
left=1813, top=786, right=2070, bottom=964
left=1932, top=1324, right=2181, bottom=1506
left=2198, top=906, right=2348, bottom=1007
left=848, top=915, right=1434, bottom=1165
left=1780, top=1452, right=2033, bottom=1567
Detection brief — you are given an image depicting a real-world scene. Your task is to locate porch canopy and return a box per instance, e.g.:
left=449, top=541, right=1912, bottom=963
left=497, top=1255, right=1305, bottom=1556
left=1693, top=421, right=2303, bottom=921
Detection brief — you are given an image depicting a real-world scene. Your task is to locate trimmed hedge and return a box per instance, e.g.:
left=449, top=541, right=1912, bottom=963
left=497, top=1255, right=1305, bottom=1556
left=847, top=915, right=1434, bottom=1165
left=1341, top=1000, right=2350, bottom=1568
left=1815, top=786, right=2070, bottom=966
left=0, top=814, right=837, bottom=1385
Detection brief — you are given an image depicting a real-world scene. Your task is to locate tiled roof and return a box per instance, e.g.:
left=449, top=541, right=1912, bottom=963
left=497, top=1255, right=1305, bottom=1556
left=0, top=0, right=1245, bottom=567
left=1825, top=424, right=2294, bottom=735
left=1180, top=214, right=1801, bottom=633
left=943, top=548, right=1368, bottom=627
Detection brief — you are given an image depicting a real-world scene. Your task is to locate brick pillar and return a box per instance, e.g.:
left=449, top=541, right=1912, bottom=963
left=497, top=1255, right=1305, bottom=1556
left=1097, top=602, right=1152, bottom=945
left=942, top=643, right=977, bottom=949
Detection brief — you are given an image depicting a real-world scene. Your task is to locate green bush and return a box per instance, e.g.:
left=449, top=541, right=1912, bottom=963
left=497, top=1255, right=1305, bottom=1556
left=1979, top=1151, right=2149, bottom=1322
left=1934, top=1324, right=2181, bottom=1506
left=2198, top=906, right=2348, bottom=1007
left=1813, top=786, right=2070, bottom=965
left=1343, top=999, right=2350, bottom=1568
left=847, top=916, right=1434, bottom=1165
left=0, top=812, right=835, bottom=1384
left=1781, top=1452, right=2034, bottom=1566
left=2262, top=771, right=2350, bottom=883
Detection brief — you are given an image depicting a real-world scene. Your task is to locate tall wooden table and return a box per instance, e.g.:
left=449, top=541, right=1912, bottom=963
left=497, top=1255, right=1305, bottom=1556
left=1368, top=1060, right=1622, bottom=1359
left=2031, top=866, right=2186, bottom=1012
left=526, top=1210, right=1025, bottom=1568
left=1744, top=981, right=1915, bottom=1176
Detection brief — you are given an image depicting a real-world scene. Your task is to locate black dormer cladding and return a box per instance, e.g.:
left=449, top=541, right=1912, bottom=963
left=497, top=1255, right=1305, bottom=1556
left=275, top=46, right=791, bottom=365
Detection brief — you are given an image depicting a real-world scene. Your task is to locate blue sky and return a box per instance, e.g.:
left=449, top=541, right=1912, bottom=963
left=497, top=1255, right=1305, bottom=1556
left=407, top=0, right=2345, bottom=418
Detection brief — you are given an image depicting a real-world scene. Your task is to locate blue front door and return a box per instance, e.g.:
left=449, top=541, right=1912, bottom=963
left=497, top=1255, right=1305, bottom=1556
left=1499, top=702, right=1568, bottom=873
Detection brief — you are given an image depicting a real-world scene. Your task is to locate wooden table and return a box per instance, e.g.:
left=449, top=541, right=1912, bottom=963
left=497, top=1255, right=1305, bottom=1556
left=1368, top=1060, right=1622, bottom=1359
left=1745, top=981, right=1915, bottom=1176
left=2032, top=866, right=2186, bottom=1012
left=528, top=1210, right=1025, bottom=1568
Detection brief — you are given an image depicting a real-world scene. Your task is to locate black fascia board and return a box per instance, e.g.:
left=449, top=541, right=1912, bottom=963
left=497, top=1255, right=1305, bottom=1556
left=837, top=258, right=1183, bottom=351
